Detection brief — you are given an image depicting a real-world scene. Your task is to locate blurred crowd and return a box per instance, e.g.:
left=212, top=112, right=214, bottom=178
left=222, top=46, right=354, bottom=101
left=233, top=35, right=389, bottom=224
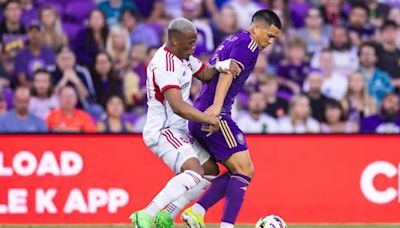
left=0, top=0, right=399, bottom=134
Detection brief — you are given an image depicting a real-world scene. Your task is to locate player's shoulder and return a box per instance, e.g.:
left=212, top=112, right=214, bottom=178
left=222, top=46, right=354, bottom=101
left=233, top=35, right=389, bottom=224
left=229, top=31, right=258, bottom=53
left=151, top=46, right=183, bottom=73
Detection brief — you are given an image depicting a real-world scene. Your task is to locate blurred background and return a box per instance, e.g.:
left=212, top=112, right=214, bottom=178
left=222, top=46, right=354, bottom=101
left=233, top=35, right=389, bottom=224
left=0, top=0, right=399, bottom=134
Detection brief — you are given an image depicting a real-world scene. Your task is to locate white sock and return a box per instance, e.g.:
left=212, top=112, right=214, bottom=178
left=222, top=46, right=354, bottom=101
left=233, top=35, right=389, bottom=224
left=145, top=170, right=202, bottom=216
left=166, top=175, right=215, bottom=218
left=192, top=203, right=206, bottom=217
left=220, top=222, right=234, bottom=228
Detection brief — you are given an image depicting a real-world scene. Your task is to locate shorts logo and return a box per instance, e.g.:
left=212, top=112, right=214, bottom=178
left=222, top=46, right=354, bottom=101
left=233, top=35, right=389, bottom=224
left=236, top=133, right=246, bottom=145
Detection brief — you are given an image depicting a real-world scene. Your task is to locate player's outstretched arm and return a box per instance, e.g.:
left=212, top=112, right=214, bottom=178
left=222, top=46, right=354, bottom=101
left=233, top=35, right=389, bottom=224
left=205, top=72, right=234, bottom=117
left=196, top=59, right=242, bottom=82
left=164, top=88, right=220, bottom=132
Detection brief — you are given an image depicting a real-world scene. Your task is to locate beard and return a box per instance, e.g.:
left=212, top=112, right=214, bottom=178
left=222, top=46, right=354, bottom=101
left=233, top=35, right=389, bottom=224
left=381, top=109, right=399, bottom=121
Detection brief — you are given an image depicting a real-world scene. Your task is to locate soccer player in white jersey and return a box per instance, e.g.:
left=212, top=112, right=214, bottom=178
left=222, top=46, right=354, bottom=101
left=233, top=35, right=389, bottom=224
left=129, top=18, right=240, bottom=228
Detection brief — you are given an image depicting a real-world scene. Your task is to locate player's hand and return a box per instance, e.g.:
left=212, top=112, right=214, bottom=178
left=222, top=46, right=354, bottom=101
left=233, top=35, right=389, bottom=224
left=204, top=104, right=222, bottom=118
left=229, top=60, right=242, bottom=78
left=201, top=116, right=220, bottom=137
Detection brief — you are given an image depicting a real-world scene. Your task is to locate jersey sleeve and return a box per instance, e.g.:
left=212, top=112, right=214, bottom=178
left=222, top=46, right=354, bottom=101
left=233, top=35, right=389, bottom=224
left=229, top=38, right=258, bottom=71
left=189, top=55, right=205, bottom=78
left=153, top=67, right=181, bottom=94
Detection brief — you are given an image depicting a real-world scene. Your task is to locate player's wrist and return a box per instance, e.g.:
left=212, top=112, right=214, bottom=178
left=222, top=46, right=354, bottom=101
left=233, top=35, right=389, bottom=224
left=215, top=59, right=231, bottom=72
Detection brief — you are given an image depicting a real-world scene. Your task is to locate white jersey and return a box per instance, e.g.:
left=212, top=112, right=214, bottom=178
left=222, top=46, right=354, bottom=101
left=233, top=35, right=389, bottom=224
left=143, top=45, right=205, bottom=147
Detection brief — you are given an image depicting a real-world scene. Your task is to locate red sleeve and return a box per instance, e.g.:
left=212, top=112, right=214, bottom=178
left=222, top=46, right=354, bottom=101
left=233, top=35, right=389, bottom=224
left=193, top=63, right=206, bottom=78
left=161, top=85, right=181, bottom=94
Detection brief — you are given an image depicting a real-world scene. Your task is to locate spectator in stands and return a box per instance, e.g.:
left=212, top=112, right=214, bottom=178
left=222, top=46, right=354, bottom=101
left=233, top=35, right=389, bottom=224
left=91, top=51, right=122, bottom=105
left=318, top=0, right=347, bottom=26
left=303, top=70, right=329, bottom=122
left=121, top=9, right=159, bottom=47
left=46, top=86, right=96, bottom=132
left=342, top=71, right=376, bottom=122
left=288, top=0, right=310, bottom=29
left=360, top=93, right=400, bottom=133
left=277, top=94, right=320, bottom=133
left=134, top=0, right=165, bottom=23
left=376, top=21, right=400, bottom=85
left=277, top=38, right=309, bottom=96
left=388, top=8, right=400, bottom=26
left=227, top=0, right=261, bottom=30
left=182, top=0, right=214, bottom=56
left=0, top=87, right=47, bottom=132
left=259, top=73, right=288, bottom=119
left=0, top=0, right=26, bottom=55
left=73, top=9, right=109, bottom=67
left=347, top=3, right=375, bottom=47
left=0, top=93, right=7, bottom=115
left=19, top=0, right=36, bottom=27
left=210, top=5, right=239, bottom=47
left=293, top=7, right=331, bottom=55
left=29, top=69, right=58, bottom=120
left=321, top=98, right=358, bottom=133
left=359, top=42, right=393, bottom=108
left=50, top=46, right=96, bottom=106
left=97, top=0, right=136, bottom=27
left=312, top=26, right=359, bottom=76
left=0, top=47, right=14, bottom=88
left=97, top=94, right=133, bottom=133
left=15, top=21, right=55, bottom=87
left=365, top=0, right=390, bottom=27
left=39, top=6, right=68, bottom=50
left=106, top=26, right=131, bottom=73
left=236, top=91, right=278, bottom=133
left=266, top=0, right=292, bottom=31
left=317, top=48, right=348, bottom=101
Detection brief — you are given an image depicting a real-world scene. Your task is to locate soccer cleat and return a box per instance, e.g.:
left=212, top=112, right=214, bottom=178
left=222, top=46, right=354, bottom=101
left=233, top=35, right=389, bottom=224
left=181, top=208, right=205, bottom=228
left=129, top=210, right=154, bottom=228
left=155, top=210, right=174, bottom=228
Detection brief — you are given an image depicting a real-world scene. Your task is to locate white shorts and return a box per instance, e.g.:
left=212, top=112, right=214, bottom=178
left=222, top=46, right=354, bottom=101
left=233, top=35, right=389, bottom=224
left=149, top=128, right=211, bottom=174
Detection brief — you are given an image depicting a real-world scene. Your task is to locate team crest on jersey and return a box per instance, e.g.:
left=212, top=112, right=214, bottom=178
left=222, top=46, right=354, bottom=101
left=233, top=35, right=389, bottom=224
left=236, top=133, right=246, bottom=145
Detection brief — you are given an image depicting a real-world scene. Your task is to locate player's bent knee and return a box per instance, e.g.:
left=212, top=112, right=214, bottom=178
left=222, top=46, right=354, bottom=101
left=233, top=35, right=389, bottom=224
left=181, top=157, right=204, bottom=176
left=202, top=159, right=220, bottom=176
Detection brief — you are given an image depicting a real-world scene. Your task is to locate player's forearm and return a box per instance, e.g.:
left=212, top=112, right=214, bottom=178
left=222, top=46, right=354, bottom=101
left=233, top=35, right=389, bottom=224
left=173, top=101, right=215, bottom=125
left=197, top=65, right=218, bottom=82
left=213, top=72, right=234, bottom=108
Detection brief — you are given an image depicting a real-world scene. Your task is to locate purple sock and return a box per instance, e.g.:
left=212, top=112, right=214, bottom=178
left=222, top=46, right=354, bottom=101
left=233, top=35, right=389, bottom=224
left=222, top=173, right=251, bottom=224
left=197, top=172, right=230, bottom=210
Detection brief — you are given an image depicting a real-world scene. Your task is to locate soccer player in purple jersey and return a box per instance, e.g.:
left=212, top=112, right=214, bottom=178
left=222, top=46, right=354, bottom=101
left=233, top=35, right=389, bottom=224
left=181, top=9, right=281, bottom=228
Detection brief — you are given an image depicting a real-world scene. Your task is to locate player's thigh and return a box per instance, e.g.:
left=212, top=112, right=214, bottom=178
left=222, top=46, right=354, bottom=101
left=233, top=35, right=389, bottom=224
left=156, top=128, right=204, bottom=174
left=192, top=139, right=219, bottom=176
left=222, top=150, right=254, bottom=178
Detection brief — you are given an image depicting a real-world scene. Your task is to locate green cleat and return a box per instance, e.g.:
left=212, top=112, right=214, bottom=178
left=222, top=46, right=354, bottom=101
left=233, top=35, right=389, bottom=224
left=155, top=210, right=174, bottom=228
left=129, top=210, right=154, bottom=228
left=181, top=208, right=205, bottom=228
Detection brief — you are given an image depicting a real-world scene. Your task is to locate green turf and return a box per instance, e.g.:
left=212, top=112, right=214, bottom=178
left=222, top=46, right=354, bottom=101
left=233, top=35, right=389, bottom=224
left=0, top=225, right=398, bottom=228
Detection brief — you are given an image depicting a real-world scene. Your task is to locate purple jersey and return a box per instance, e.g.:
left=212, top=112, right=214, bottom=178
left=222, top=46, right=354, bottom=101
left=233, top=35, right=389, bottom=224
left=194, top=31, right=259, bottom=116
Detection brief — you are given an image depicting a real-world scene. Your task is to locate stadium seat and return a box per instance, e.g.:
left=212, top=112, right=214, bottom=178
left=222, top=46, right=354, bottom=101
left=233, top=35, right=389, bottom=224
left=62, top=22, right=82, bottom=41
left=65, top=1, right=95, bottom=22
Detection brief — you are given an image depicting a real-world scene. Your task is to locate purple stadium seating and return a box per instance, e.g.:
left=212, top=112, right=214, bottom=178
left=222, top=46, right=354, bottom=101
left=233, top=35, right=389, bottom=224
left=65, top=1, right=95, bottom=22
left=62, top=22, right=82, bottom=41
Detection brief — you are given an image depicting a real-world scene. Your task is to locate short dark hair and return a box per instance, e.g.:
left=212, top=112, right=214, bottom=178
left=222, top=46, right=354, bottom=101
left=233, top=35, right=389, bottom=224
left=351, top=3, right=369, bottom=14
left=380, top=20, right=398, bottom=32
left=251, top=9, right=282, bottom=30
left=358, top=41, right=377, bottom=57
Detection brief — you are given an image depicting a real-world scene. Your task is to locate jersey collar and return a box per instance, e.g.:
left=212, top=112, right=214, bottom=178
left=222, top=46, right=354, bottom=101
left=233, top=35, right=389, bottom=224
left=164, top=46, right=184, bottom=62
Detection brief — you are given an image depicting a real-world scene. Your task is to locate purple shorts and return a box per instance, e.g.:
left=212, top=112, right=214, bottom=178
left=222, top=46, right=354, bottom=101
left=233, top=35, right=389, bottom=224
left=189, top=115, right=248, bottom=161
